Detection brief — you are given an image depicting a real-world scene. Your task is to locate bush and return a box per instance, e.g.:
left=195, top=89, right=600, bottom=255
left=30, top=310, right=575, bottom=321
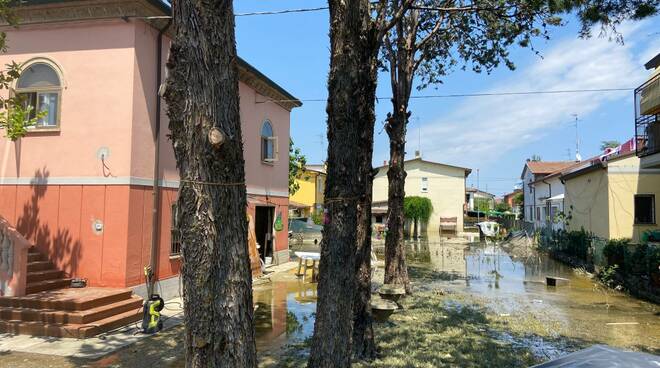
left=540, top=228, right=593, bottom=263
left=603, top=238, right=631, bottom=272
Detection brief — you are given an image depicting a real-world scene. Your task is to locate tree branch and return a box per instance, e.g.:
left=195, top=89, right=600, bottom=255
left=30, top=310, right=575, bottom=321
left=377, top=0, right=415, bottom=42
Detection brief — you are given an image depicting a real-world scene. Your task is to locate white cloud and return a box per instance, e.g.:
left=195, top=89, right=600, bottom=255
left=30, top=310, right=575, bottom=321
left=413, top=21, right=655, bottom=168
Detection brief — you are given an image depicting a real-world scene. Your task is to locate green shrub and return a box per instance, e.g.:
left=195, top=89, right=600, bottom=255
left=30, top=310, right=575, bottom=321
left=603, top=238, right=631, bottom=272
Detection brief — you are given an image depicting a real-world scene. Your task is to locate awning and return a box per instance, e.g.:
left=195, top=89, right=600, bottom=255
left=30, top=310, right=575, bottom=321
left=546, top=193, right=564, bottom=202
left=288, top=200, right=310, bottom=209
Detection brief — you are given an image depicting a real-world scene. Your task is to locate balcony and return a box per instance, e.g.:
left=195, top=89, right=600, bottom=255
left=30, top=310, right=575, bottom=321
left=635, top=71, right=660, bottom=158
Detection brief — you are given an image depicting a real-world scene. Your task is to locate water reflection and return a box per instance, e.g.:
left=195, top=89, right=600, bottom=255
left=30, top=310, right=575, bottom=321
left=253, top=278, right=317, bottom=353
left=394, top=235, right=660, bottom=350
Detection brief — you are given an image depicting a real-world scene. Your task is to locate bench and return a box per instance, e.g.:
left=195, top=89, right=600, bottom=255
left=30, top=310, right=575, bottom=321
left=439, top=217, right=458, bottom=235
left=294, top=251, right=321, bottom=283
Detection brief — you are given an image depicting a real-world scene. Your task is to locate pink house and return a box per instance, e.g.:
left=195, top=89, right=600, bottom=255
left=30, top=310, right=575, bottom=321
left=0, top=0, right=300, bottom=303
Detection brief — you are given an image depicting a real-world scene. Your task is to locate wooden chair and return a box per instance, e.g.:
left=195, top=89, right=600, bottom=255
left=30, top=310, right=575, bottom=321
left=439, top=217, right=458, bottom=235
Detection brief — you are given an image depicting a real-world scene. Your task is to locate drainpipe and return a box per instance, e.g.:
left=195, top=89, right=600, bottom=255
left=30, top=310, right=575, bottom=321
left=147, top=19, right=172, bottom=298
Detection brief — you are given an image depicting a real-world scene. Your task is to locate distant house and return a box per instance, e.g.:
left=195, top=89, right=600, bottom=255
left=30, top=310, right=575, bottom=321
left=290, top=164, right=326, bottom=218
left=635, top=53, right=660, bottom=170
left=520, top=161, right=574, bottom=230
left=562, top=150, right=659, bottom=243
left=372, top=155, right=471, bottom=235
left=465, top=188, right=495, bottom=212
left=503, top=189, right=523, bottom=216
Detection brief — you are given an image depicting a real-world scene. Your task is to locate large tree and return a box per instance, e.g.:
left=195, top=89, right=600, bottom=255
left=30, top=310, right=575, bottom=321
left=163, top=0, right=256, bottom=367
left=380, top=0, right=659, bottom=293
left=309, top=0, right=411, bottom=365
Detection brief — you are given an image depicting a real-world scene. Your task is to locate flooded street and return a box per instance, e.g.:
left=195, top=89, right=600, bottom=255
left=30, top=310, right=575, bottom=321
left=377, top=237, right=660, bottom=354
left=251, top=236, right=659, bottom=359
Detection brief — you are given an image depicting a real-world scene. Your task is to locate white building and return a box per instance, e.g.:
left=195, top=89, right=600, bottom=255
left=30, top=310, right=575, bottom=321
left=465, top=188, right=496, bottom=212
left=372, top=155, right=471, bottom=235
left=520, top=161, right=575, bottom=230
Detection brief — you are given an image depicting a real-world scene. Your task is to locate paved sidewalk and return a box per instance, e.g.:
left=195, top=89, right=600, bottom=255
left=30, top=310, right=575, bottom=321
left=0, top=297, right=184, bottom=360
left=0, top=261, right=299, bottom=360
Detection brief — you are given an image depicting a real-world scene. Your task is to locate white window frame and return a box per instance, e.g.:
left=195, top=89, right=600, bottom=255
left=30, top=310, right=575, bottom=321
left=634, top=194, right=656, bottom=225
left=261, top=120, right=278, bottom=163
left=421, top=177, right=429, bottom=193
left=14, top=59, right=64, bottom=131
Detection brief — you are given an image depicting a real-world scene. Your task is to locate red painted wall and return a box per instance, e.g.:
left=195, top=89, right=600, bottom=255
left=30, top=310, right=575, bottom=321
left=0, top=184, right=288, bottom=288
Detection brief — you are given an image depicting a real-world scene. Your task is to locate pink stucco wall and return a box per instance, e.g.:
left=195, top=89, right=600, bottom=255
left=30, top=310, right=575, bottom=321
left=0, top=19, right=293, bottom=288
left=0, top=20, right=136, bottom=179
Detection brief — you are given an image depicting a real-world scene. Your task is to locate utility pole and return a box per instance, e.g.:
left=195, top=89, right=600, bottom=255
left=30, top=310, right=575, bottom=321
left=318, top=133, right=325, bottom=162
left=476, top=168, right=480, bottom=224
left=571, top=114, right=581, bottom=161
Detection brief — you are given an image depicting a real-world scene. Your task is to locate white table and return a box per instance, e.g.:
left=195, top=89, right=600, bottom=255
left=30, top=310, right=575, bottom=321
left=294, top=251, right=320, bottom=282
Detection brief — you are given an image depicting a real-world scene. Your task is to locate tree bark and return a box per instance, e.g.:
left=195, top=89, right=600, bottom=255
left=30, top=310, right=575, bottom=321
left=164, top=1, right=256, bottom=367
left=352, top=30, right=379, bottom=360
left=383, top=9, right=417, bottom=294
left=308, top=1, right=374, bottom=366
left=384, top=107, right=410, bottom=292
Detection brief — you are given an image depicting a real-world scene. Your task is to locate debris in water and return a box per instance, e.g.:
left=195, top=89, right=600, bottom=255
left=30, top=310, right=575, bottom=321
left=546, top=276, right=570, bottom=286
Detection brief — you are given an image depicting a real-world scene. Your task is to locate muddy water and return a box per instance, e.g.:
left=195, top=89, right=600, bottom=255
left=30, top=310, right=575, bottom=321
left=390, top=237, right=660, bottom=353
left=253, top=238, right=659, bottom=354
left=253, top=272, right=317, bottom=353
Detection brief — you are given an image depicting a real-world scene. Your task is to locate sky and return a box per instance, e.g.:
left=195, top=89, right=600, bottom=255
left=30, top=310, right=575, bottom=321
left=233, top=1, right=660, bottom=196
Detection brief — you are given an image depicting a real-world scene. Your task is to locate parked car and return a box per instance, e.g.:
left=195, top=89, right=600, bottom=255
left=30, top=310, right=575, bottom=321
left=288, top=217, right=322, bottom=245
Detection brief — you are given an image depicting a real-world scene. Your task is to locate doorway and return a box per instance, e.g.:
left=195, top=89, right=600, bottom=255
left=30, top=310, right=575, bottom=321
left=255, top=206, right=275, bottom=263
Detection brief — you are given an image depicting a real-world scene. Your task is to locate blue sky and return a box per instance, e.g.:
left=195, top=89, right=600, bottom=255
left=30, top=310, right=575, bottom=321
left=234, top=1, right=659, bottom=196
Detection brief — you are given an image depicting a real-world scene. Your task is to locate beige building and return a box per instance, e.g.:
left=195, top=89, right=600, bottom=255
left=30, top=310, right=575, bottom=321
left=372, top=156, right=471, bottom=235
left=562, top=152, right=659, bottom=243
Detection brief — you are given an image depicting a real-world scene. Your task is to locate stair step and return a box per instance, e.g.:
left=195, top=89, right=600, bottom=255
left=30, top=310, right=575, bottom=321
left=25, top=279, right=71, bottom=294
left=0, top=288, right=135, bottom=311
left=0, top=296, right=143, bottom=324
left=27, top=269, right=64, bottom=283
left=0, top=308, right=142, bottom=338
left=27, top=253, right=42, bottom=262
left=27, top=261, right=54, bottom=272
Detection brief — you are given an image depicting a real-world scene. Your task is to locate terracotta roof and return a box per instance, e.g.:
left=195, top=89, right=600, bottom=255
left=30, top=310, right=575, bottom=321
left=526, top=161, right=575, bottom=175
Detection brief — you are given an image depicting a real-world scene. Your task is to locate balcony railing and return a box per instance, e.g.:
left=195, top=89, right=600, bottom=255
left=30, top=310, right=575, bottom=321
left=635, top=72, right=660, bottom=157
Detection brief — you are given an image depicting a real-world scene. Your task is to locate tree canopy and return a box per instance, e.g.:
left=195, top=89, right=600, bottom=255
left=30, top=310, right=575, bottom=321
left=403, top=196, right=433, bottom=222
left=600, top=140, right=621, bottom=151
left=289, top=138, right=307, bottom=195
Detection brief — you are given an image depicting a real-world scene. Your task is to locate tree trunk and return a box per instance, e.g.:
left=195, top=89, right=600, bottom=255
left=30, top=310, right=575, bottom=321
left=164, top=1, right=256, bottom=367
left=413, top=218, right=418, bottom=240
left=352, top=31, right=379, bottom=360
left=384, top=108, right=410, bottom=292
left=308, top=1, right=374, bottom=366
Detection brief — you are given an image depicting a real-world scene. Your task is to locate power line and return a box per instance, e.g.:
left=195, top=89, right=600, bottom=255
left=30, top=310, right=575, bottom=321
left=235, top=6, right=329, bottom=17
left=256, top=87, right=634, bottom=104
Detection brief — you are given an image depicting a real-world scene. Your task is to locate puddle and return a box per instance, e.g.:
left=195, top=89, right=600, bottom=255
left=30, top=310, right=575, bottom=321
left=253, top=273, right=317, bottom=354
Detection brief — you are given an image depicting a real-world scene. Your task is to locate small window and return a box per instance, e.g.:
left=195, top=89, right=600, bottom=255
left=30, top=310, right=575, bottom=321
left=261, top=120, right=278, bottom=163
left=421, top=177, right=429, bottom=193
left=536, top=207, right=540, bottom=221
left=171, top=203, right=182, bottom=256
left=375, top=215, right=383, bottom=223
left=16, top=62, right=62, bottom=129
left=634, top=195, right=655, bottom=225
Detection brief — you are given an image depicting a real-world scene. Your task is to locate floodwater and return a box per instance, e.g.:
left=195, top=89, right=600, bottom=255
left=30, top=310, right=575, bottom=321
left=255, top=235, right=659, bottom=355
left=376, top=236, right=660, bottom=353
left=253, top=273, right=317, bottom=354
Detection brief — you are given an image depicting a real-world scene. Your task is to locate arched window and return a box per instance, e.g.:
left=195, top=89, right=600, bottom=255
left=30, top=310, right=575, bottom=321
left=16, top=61, right=62, bottom=129
left=261, top=120, right=278, bottom=162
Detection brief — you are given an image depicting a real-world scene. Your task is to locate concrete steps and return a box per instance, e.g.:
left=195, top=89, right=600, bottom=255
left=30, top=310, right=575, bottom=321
left=0, top=247, right=143, bottom=338
left=0, top=289, right=143, bottom=338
